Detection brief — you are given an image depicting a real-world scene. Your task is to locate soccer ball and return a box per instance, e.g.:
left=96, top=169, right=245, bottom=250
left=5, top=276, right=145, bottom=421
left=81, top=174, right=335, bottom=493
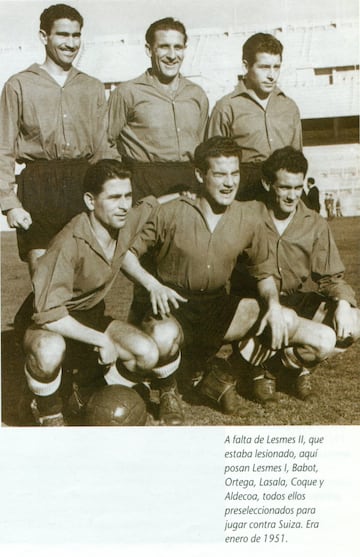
left=85, top=385, right=147, bottom=426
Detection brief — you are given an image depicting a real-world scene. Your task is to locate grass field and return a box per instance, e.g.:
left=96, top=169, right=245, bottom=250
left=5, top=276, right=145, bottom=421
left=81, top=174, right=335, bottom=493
left=2, top=216, right=360, bottom=426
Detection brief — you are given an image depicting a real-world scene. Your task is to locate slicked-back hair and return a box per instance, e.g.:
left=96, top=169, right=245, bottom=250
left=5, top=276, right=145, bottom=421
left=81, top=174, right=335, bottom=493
left=83, top=160, right=132, bottom=196
left=40, top=4, right=83, bottom=34
left=194, top=136, right=242, bottom=173
left=262, top=147, right=308, bottom=185
left=243, top=33, right=283, bottom=66
left=145, top=17, right=187, bottom=46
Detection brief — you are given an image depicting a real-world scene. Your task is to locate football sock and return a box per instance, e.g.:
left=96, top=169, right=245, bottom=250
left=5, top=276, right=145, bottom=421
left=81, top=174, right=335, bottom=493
left=281, top=347, right=315, bottom=371
left=152, top=372, right=178, bottom=392
left=24, top=365, right=62, bottom=396
left=237, top=337, right=275, bottom=366
left=104, top=363, right=137, bottom=387
left=152, top=351, right=181, bottom=379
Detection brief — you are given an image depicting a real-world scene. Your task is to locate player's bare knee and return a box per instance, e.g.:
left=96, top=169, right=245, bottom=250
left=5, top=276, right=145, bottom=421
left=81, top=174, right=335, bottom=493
left=133, top=335, right=159, bottom=371
left=144, top=318, right=182, bottom=360
left=26, top=331, right=65, bottom=378
left=315, top=325, right=336, bottom=360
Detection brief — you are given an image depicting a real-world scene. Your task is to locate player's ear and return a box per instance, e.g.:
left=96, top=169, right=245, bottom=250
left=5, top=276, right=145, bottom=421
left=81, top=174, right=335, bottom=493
left=39, top=29, right=48, bottom=46
left=261, top=178, right=271, bottom=192
left=83, top=191, right=95, bottom=211
left=242, top=59, right=249, bottom=74
left=145, top=42, right=152, bottom=59
left=194, top=168, right=204, bottom=184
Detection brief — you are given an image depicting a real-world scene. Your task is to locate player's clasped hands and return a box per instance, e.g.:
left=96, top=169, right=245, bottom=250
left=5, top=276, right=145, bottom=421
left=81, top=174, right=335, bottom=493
left=6, top=207, right=32, bottom=230
left=256, top=303, right=289, bottom=350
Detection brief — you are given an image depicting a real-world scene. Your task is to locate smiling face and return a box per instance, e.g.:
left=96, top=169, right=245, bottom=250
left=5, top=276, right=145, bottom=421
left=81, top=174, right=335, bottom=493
left=40, top=18, right=81, bottom=70
left=268, top=169, right=304, bottom=219
left=196, top=156, right=240, bottom=210
left=244, top=52, right=281, bottom=99
left=146, top=29, right=186, bottom=83
left=86, top=178, right=133, bottom=231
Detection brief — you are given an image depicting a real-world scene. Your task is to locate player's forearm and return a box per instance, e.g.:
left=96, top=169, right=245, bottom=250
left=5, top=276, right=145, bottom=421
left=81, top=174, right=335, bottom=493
left=121, top=250, right=162, bottom=292
left=43, top=315, right=107, bottom=348
left=257, top=276, right=281, bottom=308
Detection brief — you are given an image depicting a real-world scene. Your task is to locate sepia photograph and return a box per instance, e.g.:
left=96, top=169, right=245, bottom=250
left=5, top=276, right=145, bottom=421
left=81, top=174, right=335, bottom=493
left=0, top=0, right=359, bottom=554
left=1, top=0, right=359, bottom=428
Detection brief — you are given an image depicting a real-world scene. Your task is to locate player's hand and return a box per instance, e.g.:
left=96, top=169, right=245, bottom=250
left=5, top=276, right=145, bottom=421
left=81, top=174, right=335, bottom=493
left=148, top=283, right=187, bottom=316
left=6, top=208, right=32, bottom=230
left=256, top=303, right=289, bottom=350
left=333, top=300, right=354, bottom=341
left=96, top=334, right=119, bottom=366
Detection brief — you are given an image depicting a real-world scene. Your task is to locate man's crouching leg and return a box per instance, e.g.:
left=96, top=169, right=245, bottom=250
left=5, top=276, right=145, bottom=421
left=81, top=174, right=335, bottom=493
left=141, top=315, right=185, bottom=426
left=102, top=320, right=159, bottom=387
left=275, top=316, right=336, bottom=401
left=22, top=327, right=66, bottom=426
left=259, top=315, right=336, bottom=401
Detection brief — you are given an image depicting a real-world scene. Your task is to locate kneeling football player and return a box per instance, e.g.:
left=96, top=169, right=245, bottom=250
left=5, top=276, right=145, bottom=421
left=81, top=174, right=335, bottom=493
left=230, top=147, right=360, bottom=403
left=21, top=159, right=182, bottom=426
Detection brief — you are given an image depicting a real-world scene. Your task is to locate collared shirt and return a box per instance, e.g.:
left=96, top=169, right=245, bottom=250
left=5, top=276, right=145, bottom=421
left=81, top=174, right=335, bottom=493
left=253, top=199, right=356, bottom=305
left=207, top=79, right=302, bottom=163
left=32, top=196, right=158, bottom=326
left=108, top=70, right=209, bottom=163
left=130, top=197, right=272, bottom=293
left=0, top=64, right=116, bottom=212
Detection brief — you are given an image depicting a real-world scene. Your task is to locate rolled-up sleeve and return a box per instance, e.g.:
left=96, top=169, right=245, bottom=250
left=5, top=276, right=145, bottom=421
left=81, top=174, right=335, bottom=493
left=243, top=221, right=274, bottom=282
left=130, top=203, right=168, bottom=258
left=206, top=99, right=232, bottom=139
left=107, top=86, right=129, bottom=152
left=312, top=223, right=357, bottom=306
left=0, top=81, right=23, bottom=211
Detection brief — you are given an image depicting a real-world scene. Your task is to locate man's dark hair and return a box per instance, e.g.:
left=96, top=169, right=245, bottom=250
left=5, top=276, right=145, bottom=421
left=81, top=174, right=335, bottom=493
left=40, top=4, right=83, bottom=34
left=307, top=177, right=315, bottom=185
left=83, top=159, right=132, bottom=196
left=194, top=136, right=242, bottom=173
left=145, top=17, right=187, bottom=46
left=262, top=147, right=308, bottom=185
left=243, top=33, right=283, bottom=66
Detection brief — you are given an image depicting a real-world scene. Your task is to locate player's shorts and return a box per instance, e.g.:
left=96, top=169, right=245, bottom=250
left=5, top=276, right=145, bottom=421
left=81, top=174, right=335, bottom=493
left=133, top=287, right=240, bottom=360
left=280, top=291, right=335, bottom=322
left=63, top=302, right=113, bottom=386
left=17, top=295, right=113, bottom=383
left=122, top=157, right=198, bottom=202
left=236, top=162, right=263, bottom=201
left=16, top=158, right=90, bottom=261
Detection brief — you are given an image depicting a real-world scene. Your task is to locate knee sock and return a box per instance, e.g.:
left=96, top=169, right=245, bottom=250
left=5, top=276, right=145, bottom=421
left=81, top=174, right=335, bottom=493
left=237, top=338, right=276, bottom=367
left=24, top=365, right=62, bottom=415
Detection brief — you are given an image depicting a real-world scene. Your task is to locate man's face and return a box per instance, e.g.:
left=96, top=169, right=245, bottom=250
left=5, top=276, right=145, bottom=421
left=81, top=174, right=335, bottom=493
left=91, top=178, right=133, bottom=230
left=198, top=156, right=240, bottom=210
left=146, top=29, right=186, bottom=82
left=41, top=18, right=81, bottom=70
left=269, top=169, right=304, bottom=218
left=244, top=52, right=281, bottom=98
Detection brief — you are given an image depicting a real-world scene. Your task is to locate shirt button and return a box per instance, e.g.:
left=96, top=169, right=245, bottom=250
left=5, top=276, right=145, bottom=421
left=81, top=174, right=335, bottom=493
left=177, top=128, right=180, bottom=132
left=200, top=288, right=204, bottom=292
left=63, top=114, right=67, bottom=118
left=207, top=264, right=211, bottom=269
